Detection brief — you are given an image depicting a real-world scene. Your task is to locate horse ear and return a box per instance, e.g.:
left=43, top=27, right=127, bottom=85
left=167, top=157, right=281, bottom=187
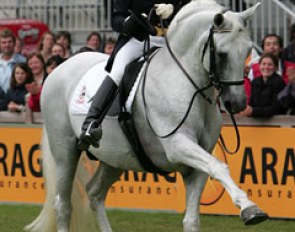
left=213, top=13, right=224, bottom=27
left=238, top=3, right=261, bottom=22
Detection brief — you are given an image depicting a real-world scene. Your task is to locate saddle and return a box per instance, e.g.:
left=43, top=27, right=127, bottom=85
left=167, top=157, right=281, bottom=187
left=107, top=49, right=169, bottom=175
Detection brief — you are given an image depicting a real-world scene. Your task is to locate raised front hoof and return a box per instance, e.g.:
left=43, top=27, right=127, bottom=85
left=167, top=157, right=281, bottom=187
left=241, top=205, right=269, bottom=226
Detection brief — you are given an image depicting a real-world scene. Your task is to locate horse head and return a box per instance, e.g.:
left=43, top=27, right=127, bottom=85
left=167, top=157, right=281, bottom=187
left=167, top=1, right=260, bottom=114
left=209, top=3, right=260, bottom=114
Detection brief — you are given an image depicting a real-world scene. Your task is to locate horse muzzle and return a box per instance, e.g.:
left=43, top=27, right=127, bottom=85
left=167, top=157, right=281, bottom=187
left=223, top=95, right=247, bottom=114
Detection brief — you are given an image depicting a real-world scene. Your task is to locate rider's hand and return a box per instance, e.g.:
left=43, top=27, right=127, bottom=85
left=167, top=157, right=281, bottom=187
left=123, top=12, right=151, bottom=41
left=123, top=15, right=140, bottom=35
left=154, top=4, right=174, bottom=20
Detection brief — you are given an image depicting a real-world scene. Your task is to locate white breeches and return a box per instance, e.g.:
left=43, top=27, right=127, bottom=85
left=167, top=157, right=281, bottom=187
left=109, top=36, right=165, bottom=85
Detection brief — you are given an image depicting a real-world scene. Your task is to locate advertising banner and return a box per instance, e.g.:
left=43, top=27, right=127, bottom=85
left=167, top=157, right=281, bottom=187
left=0, top=126, right=294, bottom=219
left=200, top=126, right=295, bottom=219
left=0, top=127, right=44, bottom=203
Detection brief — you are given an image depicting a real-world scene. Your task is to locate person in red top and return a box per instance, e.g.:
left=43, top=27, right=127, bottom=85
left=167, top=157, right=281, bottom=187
left=240, top=53, right=286, bottom=117
left=244, top=34, right=295, bottom=103
left=248, top=34, right=295, bottom=84
left=26, top=52, right=47, bottom=112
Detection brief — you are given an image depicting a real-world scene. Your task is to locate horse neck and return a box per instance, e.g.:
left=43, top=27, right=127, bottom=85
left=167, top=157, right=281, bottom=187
left=163, top=17, right=214, bottom=88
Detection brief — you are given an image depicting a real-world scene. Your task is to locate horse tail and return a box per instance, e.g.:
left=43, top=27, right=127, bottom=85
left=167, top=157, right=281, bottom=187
left=25, top=126, right=57, bottom=232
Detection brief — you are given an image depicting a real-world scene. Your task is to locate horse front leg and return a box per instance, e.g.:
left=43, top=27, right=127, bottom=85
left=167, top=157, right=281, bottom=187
left=86, top=161, right=123, bottom=232
left=181, top=170, right=208, bottom=232
left=162, top=133, right=268, bottom=225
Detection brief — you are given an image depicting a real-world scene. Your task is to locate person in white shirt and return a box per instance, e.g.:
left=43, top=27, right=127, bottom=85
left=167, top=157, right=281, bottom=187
left=0, top=29, right=26, bottom=93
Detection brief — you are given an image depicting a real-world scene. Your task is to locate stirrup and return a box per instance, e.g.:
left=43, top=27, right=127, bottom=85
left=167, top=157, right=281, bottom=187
left=77, top=121, right=102, bottom=150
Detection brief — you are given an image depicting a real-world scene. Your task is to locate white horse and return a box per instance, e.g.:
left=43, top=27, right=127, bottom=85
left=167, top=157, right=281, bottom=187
left=26, top=1, right=267, bottom=232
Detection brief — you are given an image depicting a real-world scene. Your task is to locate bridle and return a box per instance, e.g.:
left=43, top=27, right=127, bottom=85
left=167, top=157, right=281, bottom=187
left=142, top=12, right=244, bottom=154
left=201, top=25, right=245, bottom=90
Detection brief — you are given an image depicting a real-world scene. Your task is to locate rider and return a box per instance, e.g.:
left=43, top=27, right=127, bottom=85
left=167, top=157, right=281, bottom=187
left=78, top=0, right=190, bottom=150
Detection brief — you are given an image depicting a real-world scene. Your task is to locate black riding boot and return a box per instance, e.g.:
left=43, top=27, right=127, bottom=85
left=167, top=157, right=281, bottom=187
left=78, top=76, right=118, bottom=150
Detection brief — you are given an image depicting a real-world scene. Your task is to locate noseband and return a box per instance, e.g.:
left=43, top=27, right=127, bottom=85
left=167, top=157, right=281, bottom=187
left=201, top=25, right=245, bottom=90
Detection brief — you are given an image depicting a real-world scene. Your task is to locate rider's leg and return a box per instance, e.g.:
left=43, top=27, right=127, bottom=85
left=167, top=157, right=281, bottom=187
left=78, top=76, right=118, bottom=150
left=78, top=38, right=144, bottom=150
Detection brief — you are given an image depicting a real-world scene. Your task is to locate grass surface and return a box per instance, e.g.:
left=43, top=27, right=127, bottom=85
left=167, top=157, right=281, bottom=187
left=0, top=204, right=294, bottom=232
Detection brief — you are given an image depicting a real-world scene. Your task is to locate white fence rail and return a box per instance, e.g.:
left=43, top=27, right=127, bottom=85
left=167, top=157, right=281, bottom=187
left=1, top=0, right=295, bottom=47
left=217, top=0, right=295, bottom=49
left=0, top=0, right=112, bottom=32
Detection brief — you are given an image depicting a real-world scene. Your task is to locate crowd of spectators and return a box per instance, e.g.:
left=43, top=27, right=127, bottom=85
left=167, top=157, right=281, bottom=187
left=0, top=28, right=116, bottom=113
left=1, top=22, right=295, bottom=118
left=241, top=25, right=295, bottom=118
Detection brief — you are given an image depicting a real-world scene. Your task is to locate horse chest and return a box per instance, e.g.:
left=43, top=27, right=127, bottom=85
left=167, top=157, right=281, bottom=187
left=196, top=110, right=222, bottom=151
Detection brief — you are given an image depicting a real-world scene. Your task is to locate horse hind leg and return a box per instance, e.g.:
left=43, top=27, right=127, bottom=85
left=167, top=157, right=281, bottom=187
left=51, top=137, right=80, bottom=232
left=182, top=170, right=208, bottom=232
left=86, top=161, right=123, bottom=232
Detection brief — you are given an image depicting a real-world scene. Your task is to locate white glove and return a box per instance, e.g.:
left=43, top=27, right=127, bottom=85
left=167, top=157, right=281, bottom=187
left=154, top=4, right=174, bottom=20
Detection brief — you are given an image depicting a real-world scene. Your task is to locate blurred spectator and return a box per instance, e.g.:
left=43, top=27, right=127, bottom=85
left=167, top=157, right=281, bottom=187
left=244, top=74, right=252, bottom=104
left=51, top=43, right=66, bottom=59
left=283, top=23, right=295, bottom=63
left=278, top=59, right=295, bottom=114
left=0, top=87, right=7, bottom=111
left=74, top=46, right=95, bottom=55
left=56, top=31, right=72, bottom=58
left=45, top=55, right=65, bottom=74
left=278, top=81, right=295, bottom=115
left=240, top=53, right=286, bottom=117
left=37, top=31, right=55, bottom=62
left=6, top=63, right=34, bottom=112
left=86, top=31, right=102, bottom=52
left=26, top=52, right=47, bottom=112
left=103, top=37, right=116, bottom=55
left=244, top=47, right=260, bottom=103
left=0, top=29, right=26, bottom=93
left=14, top=37, right=26, bottom=57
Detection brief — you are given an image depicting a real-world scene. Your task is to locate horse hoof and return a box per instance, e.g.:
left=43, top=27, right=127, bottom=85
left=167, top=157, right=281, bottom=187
left=241, top=205, right=269, bottom=226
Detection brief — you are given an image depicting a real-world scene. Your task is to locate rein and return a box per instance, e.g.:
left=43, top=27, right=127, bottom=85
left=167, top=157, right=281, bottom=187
left=201, top=24, right=243, bottom=154
left=141, top=13, right=242, bottom=154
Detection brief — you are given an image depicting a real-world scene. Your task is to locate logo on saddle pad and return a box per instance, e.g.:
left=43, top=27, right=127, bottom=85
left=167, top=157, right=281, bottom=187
left=76, top=86, right=86, bottom=104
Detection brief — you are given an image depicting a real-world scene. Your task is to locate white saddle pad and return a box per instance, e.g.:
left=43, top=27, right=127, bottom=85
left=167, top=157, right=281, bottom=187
left=69, top=62, right=107, bottom=115
left=69, top=61, right=146, bottom=115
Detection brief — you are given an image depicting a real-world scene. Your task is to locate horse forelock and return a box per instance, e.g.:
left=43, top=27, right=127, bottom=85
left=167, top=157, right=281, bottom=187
left=216, top=12, right=252, bottom=57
